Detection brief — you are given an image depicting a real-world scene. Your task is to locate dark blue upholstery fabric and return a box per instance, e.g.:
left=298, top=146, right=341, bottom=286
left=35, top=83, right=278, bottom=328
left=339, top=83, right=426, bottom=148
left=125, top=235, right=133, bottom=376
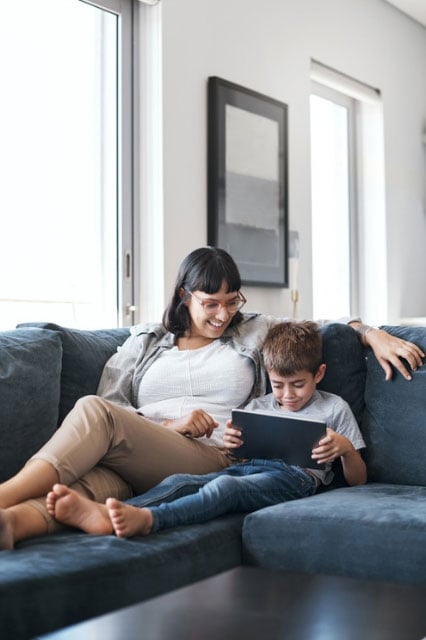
left=0, top=515, right=244, bottom=640
left=316, top=323, right=367, bottom=487
left=18, top=323, right=130, bottom=424
left=318, top=323, right=366, bottom=424
left=242, top=484, right=426, bottom=584
left=1, top=322, right=424, bottom=638
left=0, top=329, right=62, bottom=482
left=361, top=325, right=426, bottom=485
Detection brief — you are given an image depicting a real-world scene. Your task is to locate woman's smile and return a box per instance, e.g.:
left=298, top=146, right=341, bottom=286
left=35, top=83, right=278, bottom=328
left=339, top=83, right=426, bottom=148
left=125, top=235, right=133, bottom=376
left=186, top=281, right=240, bottom=340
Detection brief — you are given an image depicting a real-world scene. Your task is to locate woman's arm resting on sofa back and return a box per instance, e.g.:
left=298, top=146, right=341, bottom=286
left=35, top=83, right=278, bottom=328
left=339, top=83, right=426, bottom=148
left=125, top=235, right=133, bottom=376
left=349, top=322, right=424, bottom=381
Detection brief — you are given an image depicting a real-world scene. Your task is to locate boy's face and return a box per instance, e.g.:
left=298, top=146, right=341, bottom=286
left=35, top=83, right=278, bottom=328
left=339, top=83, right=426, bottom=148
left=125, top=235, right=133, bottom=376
left=268, top=365, right=326, bottom=412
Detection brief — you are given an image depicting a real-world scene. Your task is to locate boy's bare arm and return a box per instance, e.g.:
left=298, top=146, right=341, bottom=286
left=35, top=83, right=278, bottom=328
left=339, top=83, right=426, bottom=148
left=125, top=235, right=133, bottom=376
left=311, top=428, right=367, bottom=486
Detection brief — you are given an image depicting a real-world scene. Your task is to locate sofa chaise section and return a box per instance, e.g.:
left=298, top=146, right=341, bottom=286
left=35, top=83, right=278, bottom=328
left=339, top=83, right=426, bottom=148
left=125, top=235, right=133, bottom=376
left=242, top=325, right=426, bottom=584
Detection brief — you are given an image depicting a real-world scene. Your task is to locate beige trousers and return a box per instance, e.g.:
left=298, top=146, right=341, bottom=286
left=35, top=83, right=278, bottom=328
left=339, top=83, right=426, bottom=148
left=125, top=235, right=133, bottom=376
left=28, top=395, right=231, bottom=531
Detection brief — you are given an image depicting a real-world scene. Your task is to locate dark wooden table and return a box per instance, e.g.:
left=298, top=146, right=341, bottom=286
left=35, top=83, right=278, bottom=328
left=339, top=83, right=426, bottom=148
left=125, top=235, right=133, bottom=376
left=37, top=566, right=426, bottom=640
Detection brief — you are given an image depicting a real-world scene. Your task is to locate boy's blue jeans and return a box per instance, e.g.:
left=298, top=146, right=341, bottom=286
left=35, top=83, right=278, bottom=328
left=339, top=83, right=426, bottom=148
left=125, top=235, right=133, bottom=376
left=126, top=459, right=317, bottom=533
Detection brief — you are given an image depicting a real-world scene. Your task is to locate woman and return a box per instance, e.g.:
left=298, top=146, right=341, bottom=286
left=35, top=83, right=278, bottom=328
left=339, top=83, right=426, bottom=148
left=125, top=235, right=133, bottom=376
left=0, top=247, right=423, bottom=549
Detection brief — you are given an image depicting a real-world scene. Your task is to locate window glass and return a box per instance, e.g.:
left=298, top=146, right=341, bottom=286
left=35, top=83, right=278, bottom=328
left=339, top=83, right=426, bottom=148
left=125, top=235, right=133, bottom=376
left=0, top=0, right=124, bottom=329
left=310, top=91, right=353, bottom=319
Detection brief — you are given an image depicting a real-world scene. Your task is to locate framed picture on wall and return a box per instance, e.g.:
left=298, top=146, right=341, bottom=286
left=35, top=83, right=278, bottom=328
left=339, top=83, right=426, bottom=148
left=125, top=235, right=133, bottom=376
left=208, top=76, right=289, bottom=287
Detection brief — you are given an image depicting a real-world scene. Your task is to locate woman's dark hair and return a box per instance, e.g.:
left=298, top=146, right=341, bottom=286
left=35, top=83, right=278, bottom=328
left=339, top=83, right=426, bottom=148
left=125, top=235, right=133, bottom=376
left=162, top=246, right=243, bottom=336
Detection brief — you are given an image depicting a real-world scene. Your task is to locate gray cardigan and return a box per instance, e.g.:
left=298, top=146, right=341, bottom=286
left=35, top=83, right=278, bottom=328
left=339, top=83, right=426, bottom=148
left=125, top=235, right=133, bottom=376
left=97, top=313, right=281, bottom=408
left=97, top=313, right=356, bottom=410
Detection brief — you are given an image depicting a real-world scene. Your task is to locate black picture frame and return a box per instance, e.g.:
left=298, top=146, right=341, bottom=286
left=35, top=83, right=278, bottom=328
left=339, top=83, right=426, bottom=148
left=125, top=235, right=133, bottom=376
left=208, top=76, right=288, bottom=287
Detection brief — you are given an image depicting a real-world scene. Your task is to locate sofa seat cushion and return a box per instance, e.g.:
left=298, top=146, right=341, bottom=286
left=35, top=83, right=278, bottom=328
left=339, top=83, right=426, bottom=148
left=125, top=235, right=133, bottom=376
left=18, top=323, right=130, bottom=424
left=361, top=325, right=426, bottom=485
left=0, top=328, right=62, bottom=482
left=0, top=515, right=244, bottom=640
left=242, top=484, right=426, bottom=584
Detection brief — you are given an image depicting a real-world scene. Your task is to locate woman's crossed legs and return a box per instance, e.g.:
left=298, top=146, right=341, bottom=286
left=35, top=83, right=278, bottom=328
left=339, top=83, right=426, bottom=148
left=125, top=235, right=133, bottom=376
left=0, top=395, right=230, bottom=549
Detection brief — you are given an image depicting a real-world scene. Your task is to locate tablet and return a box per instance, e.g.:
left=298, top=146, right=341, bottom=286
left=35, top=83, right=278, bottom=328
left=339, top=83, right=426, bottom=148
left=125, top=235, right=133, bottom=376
left=231, top=409, right=327, bottom=469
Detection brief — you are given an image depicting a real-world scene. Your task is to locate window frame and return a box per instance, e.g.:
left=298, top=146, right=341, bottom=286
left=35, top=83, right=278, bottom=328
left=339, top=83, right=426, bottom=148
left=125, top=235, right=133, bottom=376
left=85, top=0, right=138, bottom=327
left=0, top=0, right=139, bottom=330
left=310, top=80, right=359, bottom=318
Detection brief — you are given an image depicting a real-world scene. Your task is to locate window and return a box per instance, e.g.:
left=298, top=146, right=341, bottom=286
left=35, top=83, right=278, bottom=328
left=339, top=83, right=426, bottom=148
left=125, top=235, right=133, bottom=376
left=310, top=84, right=357, bottom=319
left=0, top=0, right=136, bottom=330
left=310, top=62, right=387, bottom=324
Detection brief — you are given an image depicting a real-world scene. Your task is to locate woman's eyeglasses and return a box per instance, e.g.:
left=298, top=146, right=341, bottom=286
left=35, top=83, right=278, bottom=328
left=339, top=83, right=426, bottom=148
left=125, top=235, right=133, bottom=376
left=186, top=291, right=246, bottom=315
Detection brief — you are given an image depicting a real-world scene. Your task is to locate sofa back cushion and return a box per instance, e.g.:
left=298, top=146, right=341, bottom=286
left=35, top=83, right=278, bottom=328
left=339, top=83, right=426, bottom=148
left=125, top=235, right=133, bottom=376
left=18, top=323, right=130, bottom=424
left=316, top=323, right=367, bottom=487
left=361, top=325, right=426, bottom=485
left=318, top=323, right=366, bottom=424
left=0, top=328, right=62, bottom=482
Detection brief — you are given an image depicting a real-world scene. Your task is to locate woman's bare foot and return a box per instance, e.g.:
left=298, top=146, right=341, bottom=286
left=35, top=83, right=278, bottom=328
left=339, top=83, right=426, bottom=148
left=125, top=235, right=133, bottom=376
left=0, top=509, right=15, bottom=550
left=106, top=498, right=153, bottom=538
left=46, top=484, right=113, bottom=535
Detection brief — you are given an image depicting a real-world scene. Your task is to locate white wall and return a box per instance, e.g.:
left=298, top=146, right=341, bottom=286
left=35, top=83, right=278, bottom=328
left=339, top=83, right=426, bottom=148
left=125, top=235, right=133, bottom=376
left=142, top=0, right=426, bottom=323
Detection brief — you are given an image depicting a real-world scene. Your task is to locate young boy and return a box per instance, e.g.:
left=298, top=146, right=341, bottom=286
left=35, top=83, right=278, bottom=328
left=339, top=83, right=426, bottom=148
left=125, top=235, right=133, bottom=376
left=101, top=321, right=367, bottom=538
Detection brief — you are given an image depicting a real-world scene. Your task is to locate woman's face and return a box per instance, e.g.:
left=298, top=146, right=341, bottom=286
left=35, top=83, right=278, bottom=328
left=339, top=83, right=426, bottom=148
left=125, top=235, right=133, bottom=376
left=184, top=280, right=242, bottom=340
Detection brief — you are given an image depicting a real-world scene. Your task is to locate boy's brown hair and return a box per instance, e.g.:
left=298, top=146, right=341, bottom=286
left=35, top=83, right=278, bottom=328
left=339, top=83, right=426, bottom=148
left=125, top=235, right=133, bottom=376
left=262, top=321, right=323, bottom=376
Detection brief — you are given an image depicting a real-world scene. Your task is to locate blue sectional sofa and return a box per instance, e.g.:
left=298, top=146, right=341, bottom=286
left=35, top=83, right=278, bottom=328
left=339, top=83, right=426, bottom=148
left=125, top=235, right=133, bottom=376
left=0, top=321, right=425, bottom=639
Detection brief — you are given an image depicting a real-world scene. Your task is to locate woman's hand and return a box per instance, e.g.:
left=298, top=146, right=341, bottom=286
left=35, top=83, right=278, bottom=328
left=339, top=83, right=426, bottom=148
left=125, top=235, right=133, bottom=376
left=223, top=420, right=243, bottom=450
left=350, top=322, right=424, bottom=380
left=162, top=410, right=218, bottom=438
left=363, top=327, right=424, bottom=381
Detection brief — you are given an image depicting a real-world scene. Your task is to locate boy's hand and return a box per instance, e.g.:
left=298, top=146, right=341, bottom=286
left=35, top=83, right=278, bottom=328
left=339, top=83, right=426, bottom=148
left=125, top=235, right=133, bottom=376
left=311, top=427, right=354, bottom=464
left=223, top=420, right=243, bottom=449
left=162, top=410, right=218, bottom=438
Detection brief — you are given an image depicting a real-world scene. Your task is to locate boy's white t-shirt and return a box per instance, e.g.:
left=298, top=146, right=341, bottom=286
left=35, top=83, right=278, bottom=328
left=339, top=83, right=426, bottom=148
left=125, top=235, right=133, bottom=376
left=245, top=389, right=366, bottom=485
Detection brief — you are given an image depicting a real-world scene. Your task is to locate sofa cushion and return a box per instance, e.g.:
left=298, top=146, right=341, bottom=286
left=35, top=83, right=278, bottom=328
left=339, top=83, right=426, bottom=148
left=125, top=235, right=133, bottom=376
left=242, top=484, right=426, bottom=584
left=18, top=323, right=130, bottom=424
left=1, top=515, right=244, bottom=639
left=361, top=325, right=426, bottom=485
left=318, top=323, right=366, bottom=424
left=0, top=328, right=62, bottom=482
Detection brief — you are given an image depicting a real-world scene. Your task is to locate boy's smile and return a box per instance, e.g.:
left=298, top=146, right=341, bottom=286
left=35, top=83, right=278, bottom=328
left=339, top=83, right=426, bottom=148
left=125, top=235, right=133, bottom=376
left=269, top=365, right=326, bottom=412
